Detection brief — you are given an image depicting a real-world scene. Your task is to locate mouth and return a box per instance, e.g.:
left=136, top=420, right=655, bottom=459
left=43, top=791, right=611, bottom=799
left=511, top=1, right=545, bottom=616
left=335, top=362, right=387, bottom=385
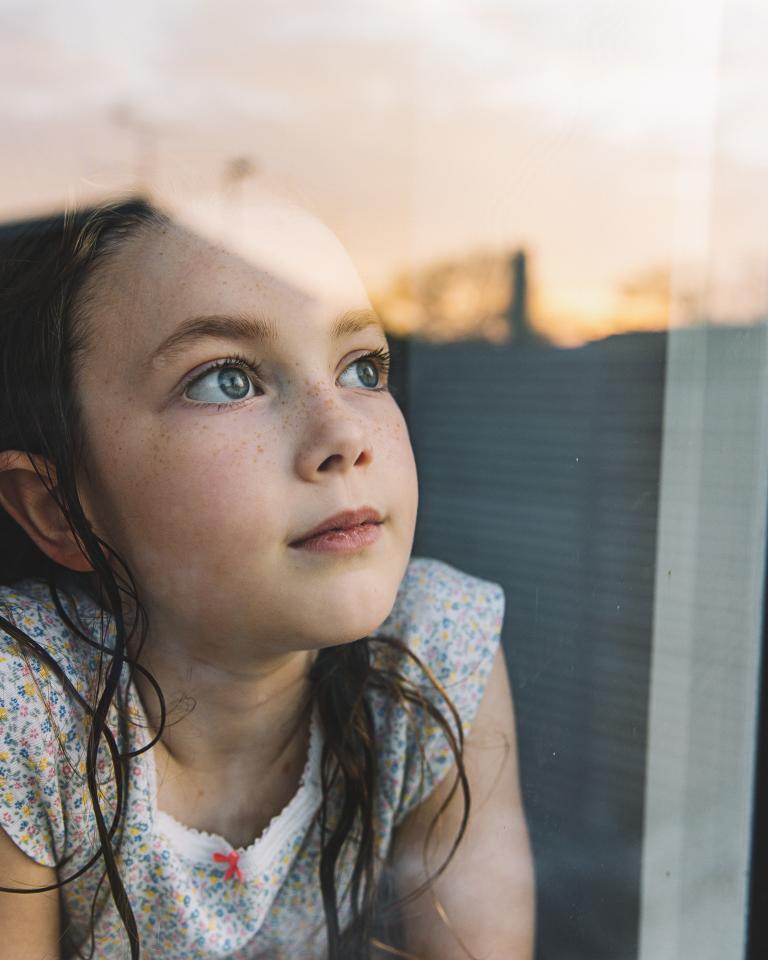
left=289, top=522, right=383, bottom=555
left=289, top=507, right=383, bottom=548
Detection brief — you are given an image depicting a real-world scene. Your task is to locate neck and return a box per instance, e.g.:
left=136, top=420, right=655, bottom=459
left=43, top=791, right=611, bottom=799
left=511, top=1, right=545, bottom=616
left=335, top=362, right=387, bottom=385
left=134, top=640, right=316, bottom=773
left=125, top=614, right=322, bottom=846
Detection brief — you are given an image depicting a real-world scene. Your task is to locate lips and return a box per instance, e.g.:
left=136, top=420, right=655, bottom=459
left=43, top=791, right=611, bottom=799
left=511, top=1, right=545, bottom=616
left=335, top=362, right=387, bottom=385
left=290, top=507, right=383, bottom=546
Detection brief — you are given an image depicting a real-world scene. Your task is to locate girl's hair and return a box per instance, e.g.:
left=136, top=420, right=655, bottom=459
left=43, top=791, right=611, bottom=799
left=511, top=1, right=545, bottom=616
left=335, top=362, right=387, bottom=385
left=0, top=199, right=470, bottom=960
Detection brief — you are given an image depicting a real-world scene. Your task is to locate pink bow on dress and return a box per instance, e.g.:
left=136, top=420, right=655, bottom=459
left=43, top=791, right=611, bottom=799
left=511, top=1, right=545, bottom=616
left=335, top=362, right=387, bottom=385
left=212, top=850, right=244, bottom=882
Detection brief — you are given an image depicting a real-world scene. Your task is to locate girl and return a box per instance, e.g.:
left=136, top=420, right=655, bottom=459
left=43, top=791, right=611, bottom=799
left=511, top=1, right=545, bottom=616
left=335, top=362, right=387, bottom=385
left=0, top=197, right=533, bottom=959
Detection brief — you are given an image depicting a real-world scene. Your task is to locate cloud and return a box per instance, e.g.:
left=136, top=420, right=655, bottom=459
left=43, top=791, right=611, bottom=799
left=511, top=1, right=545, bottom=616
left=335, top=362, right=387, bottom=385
left=1, top=0, right=764, bottom=163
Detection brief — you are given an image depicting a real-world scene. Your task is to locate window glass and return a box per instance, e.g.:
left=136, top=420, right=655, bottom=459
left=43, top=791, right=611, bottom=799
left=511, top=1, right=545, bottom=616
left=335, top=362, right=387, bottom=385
left=0, top=2, right=765, bottom=958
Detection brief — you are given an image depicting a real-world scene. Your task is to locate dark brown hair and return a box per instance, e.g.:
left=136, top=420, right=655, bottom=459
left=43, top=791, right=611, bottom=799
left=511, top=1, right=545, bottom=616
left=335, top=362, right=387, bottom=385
left=0, top=199, right=470, bottom=959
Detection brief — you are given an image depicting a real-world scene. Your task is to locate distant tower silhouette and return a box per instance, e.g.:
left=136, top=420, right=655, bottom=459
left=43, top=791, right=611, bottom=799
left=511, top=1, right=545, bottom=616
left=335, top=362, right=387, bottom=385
left=508, top=250, right=535, bottom=345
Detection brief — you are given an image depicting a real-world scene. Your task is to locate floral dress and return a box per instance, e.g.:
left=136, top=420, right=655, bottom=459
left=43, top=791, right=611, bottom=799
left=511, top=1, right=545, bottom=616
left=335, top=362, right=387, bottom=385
left=0, top=556, right=504, bottom=959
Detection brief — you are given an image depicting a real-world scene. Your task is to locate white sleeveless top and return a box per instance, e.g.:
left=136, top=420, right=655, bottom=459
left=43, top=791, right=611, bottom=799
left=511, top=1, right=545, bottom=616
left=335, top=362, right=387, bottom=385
left=0, top=556, right=504, bottom=959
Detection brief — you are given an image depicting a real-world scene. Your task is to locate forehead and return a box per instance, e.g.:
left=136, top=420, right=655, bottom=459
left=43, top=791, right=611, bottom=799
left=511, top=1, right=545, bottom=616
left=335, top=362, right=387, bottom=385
left=85, top=204, right=371, bottom=357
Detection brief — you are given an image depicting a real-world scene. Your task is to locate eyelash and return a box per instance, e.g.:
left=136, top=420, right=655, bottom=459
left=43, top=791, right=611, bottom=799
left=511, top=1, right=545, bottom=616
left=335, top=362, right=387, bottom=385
left=182, top=346, right=392, bottom=410
left=354, top=346, right=391, bottom=385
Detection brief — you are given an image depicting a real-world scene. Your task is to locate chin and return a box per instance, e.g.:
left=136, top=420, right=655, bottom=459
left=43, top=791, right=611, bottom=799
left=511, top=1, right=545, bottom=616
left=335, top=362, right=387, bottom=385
left=297, top=561, right=405, bottom=647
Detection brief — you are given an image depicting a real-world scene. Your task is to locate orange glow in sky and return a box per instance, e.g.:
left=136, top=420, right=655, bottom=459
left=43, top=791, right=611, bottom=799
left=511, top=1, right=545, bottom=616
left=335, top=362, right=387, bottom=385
left=0, top=0, right=766, bottom=344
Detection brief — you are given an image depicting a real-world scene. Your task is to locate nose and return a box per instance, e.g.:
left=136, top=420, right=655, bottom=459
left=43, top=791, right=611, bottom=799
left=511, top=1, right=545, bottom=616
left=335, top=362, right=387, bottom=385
left=293, top=387, right=374, bottom=482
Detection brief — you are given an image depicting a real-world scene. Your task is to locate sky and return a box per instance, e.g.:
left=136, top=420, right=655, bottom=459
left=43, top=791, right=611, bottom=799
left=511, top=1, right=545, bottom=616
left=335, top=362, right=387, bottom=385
left=0, top=0, right=766, bottom=345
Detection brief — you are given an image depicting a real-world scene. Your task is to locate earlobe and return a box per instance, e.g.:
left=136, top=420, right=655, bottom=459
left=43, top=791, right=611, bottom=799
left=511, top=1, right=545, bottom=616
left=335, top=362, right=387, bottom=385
left=0, top=451, right=93, bottom=572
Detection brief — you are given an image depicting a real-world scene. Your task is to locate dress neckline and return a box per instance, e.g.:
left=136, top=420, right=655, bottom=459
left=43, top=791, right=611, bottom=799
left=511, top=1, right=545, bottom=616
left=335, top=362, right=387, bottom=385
left=128, top=681, right=324, bottom=867
left=50, top=580, right=334, bottom=872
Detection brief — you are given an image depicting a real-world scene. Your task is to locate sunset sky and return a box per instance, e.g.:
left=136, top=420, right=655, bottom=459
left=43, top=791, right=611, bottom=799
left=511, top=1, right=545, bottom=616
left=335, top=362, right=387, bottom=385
left=1, top=0, right=765, bottom=345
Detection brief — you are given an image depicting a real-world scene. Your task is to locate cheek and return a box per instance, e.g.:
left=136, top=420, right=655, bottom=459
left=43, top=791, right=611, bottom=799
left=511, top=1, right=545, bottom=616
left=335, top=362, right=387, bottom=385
left=374, top=410, right=419, bottom=535
left=381, top=410, right=418, bottom=484
left=84, top=422, right=280, bottom=576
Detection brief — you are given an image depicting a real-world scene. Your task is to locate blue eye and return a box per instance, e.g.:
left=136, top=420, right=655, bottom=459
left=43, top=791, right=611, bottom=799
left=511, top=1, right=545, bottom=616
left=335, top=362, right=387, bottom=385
left=184, top=363, right=257, bottom=404
left=182, top=347, right=390, bottom=406
left=338, top=349, right=391, bottom=390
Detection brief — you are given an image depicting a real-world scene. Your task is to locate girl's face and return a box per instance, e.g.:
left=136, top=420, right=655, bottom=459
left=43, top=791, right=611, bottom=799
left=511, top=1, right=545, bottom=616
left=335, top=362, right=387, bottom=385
left=74, top=205, right=418, bottom=659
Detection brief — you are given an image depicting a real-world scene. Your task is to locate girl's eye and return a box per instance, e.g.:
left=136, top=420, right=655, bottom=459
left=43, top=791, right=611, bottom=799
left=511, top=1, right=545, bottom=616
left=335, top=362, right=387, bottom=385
left=182, top=347, right=390, bottom=406
left=184, top=363, right=258, bottom=404
left=338, top=349, right=391, bottom=391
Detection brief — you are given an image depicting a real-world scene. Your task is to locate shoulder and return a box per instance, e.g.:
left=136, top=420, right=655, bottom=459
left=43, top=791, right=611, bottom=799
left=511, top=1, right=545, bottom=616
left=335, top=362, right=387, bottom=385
left=370, top=555, right=505, bottom=689
left=0, top=579, right=100, bottom=866
left=0, top=579, right=102, bottom=685
left=1, top=579, right=63, bottom=653
left=367, top=557, right=506, bottom=825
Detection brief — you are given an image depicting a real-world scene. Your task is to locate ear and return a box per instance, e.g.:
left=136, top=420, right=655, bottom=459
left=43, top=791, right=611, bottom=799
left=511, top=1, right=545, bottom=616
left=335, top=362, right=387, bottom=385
left=0, top=451, right=93, bottom=572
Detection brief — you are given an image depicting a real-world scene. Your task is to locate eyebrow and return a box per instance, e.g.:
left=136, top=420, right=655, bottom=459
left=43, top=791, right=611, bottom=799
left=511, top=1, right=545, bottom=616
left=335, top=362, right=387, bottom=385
left=145, top=308, right=386, bottom=370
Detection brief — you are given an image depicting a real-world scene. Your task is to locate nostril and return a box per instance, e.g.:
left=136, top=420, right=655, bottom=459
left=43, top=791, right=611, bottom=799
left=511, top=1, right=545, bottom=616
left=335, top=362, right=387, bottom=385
left=318, top=453, right=344, bottom=472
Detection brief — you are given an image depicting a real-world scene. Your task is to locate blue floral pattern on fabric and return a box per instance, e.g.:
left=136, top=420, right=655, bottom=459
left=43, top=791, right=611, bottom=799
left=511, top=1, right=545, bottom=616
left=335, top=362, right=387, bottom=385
left=0, top=557, right=503, bottom=959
